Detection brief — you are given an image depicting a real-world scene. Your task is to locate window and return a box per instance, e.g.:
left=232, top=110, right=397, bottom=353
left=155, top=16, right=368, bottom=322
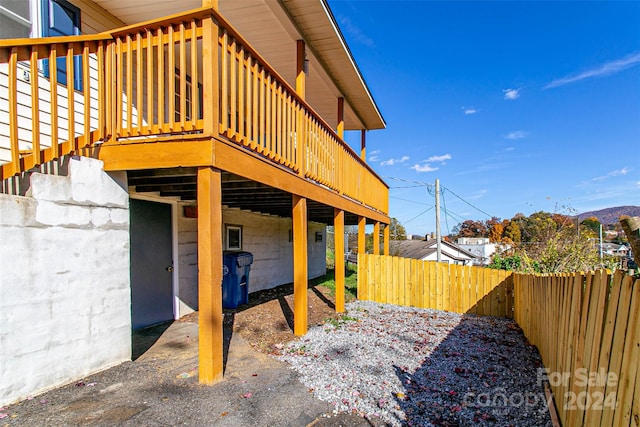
left=175, top=69, right=203, bottom=122
left=41, top=0, right=82, bottom=91
left=226, top=225, right=242, bottom=251
left=0, top=0, right=32, bottom=39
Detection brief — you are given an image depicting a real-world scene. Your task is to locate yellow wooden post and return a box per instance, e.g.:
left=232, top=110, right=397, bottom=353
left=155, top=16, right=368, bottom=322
left=373, top=221, right=380, bottom=255
left=296, top=40, right=305, bottom=100
left=197, top=167, right=224, bottom=384
left=358, top=216, right=366, bottom=255
left=360, top=130, right=366, bottom=161
left=202, top=0, right=218, bottom=8
left=293, top=195, right=308, bottom=335
left=383, top=223, right=390, bottom=255
left=334, top=209, right=345, bottom=313
left=337, top=97, right=344, bottom=139
left=202, top=11, right=219, bottom=137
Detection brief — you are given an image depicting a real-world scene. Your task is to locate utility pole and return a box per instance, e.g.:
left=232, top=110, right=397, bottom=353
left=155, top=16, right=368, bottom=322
left=599, top=223, right=603, bottom=262
left=435, top=179, right=442, bottom=262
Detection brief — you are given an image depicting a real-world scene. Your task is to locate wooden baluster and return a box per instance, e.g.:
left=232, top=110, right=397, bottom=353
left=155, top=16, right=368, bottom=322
left=179, top=22, right=186, bottom=130
left=146, top=29, right=154, bottom=134
left=30, top=47, right=41, bottom=165
left=157, top=28, right=165, bottom=131
left=136, top=33, right=143, bottom=134
left=8, top=47, right=19, bottom=175
left=82, top=43, right=90, bottom=146
left=237, top=45, right=245, bottom=143
left=49, top=44, right=59, bottom=158
left=167, top=25, right=175, bottom=130
left=220, top=31, right=228, bottom=135
left=190, top=19, right=198, bottom=129
left=126, top=34, right=133, bottom=134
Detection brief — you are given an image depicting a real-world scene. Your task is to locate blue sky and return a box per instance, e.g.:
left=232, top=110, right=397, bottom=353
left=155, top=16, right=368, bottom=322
left=328, top=0, right=640, bottom=235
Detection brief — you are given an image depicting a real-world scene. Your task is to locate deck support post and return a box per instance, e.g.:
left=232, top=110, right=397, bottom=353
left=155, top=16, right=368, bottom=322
left=197, top=167, right=224, bottom=384
left=358, top=216, right=366, bottom=256
left=383, top=223, right=390, bottom=255
left=334, top=208, right=345, bottom=313
left=373, top=221, right=380, bottom=255
left=337, top=97, right=344, bottom=139
left=296, top=40, right=306, bottom=100
left=293, top=195, right=308, bottom=335
left=360, top=130, right=366, bottom=161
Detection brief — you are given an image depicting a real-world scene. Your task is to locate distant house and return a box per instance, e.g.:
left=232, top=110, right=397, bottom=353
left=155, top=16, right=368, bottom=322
left=457, top=237, right=508, bottom=266
left=602, top=243, right=630, bottom=258
left=390, top=239, right=477, bottom=265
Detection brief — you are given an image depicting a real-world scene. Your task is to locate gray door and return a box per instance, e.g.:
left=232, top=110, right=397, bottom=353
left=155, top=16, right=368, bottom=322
left=130, top=199, right=174, bottom=329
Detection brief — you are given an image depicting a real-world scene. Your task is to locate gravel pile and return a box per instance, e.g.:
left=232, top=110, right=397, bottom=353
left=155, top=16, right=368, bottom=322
left=277, top=301, right=552, bottom=426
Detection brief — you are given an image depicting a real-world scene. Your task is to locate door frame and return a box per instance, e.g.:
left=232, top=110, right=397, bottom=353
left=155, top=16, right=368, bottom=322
left=130, top=194, right=180, bottom=320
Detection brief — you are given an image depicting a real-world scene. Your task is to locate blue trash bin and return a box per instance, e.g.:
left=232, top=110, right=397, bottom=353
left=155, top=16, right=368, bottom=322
left=222, top=251, right=253, bottom=309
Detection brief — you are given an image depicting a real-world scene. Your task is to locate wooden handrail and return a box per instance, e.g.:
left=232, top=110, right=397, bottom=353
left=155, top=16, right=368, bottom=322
left=0, top=7, right=388, bottom=214
left=209, top=7, right=388, bottom=190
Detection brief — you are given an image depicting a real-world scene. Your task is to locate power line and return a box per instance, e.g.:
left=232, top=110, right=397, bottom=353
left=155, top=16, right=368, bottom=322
left=440, top=185, right=495, bottom=219
left=442, top=190, right=451, bottom=235
left=390, top=196, right=433, bottom=206
left=404, top=206, right=435, bottom=224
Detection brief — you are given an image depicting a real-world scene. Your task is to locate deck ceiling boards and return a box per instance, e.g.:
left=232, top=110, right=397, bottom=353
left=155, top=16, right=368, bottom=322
left=91, top=0, right=383, bottom=131
left=127, top=169, right=360, bottom=225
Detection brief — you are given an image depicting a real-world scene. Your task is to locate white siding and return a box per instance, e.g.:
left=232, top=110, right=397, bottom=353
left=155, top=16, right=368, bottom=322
left=175, top=203, right=327, bottom=317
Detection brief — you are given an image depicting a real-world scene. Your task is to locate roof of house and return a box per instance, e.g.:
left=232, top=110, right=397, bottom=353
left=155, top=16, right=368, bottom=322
left=390, top=239, right=478, bottom=262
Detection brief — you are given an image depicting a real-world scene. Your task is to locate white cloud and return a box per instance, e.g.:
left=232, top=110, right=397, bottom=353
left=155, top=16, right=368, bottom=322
left=427, top=154, right=452, bottom=163
left=411, top=154, right=450, bottom=173
left=411, top=164, right=439, bottom=173
left=591, top=167, right=630, bottom=181
left=503, top=88, right=520, bottom=100
left=462, top=107, right=477, bottom=115
left=545, top=52, right=640, bottom=89
left=609, top=167, right=629, bottom=176
left=505, top=130, right=528, bottom=140
left=505, top=147, right=515, bottom=151
left=467, top=189, right=488, bottom=200
left=368, top=150, right=380, bottom=162
left=338, top=16, right=375, bottom=48
left=380, top=155, right=410, bottom=166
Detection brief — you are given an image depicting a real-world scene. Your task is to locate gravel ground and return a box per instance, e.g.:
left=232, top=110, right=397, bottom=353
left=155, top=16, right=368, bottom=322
left=278, top=301, right=553, bottom=427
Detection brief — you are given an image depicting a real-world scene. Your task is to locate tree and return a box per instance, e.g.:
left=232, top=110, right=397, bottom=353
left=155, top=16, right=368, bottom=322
left=581, top=216, right=601, bottom=238
left=452, top=219, right=487, bottom=239
left=489, top=221, right=505, bottom=243
left=503, top=219, right=521, bottom=243
left=388, top=217, right=407, bottom=240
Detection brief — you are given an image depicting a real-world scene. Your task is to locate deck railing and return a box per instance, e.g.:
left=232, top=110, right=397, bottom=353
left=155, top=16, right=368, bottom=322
left=0, top=7, right=388, bottom=214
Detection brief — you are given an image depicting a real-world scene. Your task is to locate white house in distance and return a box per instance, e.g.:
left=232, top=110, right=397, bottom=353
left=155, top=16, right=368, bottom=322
left=457, top=237, right=506, bottom=266
left=390, top=238, right=477, bottom=265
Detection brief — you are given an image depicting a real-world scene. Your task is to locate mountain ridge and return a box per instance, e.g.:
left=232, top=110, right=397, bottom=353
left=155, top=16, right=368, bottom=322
left=578, top=205, right=640, bottom=225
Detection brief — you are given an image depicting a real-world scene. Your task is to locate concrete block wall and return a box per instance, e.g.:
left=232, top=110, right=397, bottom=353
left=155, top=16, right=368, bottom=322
left=175, top=203, right=326, bottom=316
left=0, top=157, right=131, bottom=407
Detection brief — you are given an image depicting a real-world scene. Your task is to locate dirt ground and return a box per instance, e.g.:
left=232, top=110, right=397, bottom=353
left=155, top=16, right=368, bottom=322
left=220, top=281, right=355, bottom=354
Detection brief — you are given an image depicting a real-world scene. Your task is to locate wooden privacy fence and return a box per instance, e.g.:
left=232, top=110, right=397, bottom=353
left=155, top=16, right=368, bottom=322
left=357, top=254, right=514, bottom=318
left=358, top=254, right=640, bottom=426
left=515, top=270, right=640, bottom=427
